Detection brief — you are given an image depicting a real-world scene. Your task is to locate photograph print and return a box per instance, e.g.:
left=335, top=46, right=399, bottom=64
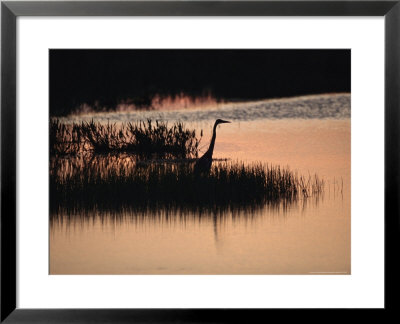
left=49, top=49, right=350, bottom=274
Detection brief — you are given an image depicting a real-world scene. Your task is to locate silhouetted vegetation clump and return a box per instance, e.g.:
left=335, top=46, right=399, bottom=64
left=50, top=158, right=324, bottom=215
left=50, top=119, right=201, bottom=158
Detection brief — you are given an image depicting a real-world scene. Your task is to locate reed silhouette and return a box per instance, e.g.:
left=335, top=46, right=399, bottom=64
left=50, top=119, right=201, bottom=158
left=50, top=117, right=325, bottom=223
left=50, top=155, right=324, bottom=219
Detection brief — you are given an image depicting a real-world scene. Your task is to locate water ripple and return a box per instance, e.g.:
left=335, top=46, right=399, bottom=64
left=62, top=93, right=350, bottom=124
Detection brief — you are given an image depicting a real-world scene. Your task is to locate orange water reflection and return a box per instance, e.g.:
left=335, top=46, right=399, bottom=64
left=50, top=118, right=350, bottom=274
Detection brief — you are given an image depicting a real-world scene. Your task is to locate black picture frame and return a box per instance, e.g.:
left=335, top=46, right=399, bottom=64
left=1, top=0, right=399, bottom=322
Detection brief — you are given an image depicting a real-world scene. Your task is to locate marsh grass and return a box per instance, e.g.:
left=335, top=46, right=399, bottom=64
left=50, top=157, right=324, bottom=216
left=50, top=119, right=201, bottom=158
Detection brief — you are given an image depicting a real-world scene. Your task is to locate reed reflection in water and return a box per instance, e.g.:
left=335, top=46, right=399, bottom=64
left=50, top=189, right=335, bottom=275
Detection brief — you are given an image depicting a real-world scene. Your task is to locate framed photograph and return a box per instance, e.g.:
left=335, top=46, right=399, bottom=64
left=1, top=0, right=399, bottom=322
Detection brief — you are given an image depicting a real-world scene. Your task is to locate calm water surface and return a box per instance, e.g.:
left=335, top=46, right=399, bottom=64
left=50, top=94, right=350, bottom=274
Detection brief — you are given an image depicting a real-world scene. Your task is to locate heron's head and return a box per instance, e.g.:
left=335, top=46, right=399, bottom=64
left=215, top=119, right=231, bottom=125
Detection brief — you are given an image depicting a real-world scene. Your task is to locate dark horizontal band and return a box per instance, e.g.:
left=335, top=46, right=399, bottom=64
left=4, top=1, right=398, bottom=16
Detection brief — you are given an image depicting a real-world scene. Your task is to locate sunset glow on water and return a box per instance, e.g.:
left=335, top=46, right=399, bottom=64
left=50, top=94, right=350, bottom=274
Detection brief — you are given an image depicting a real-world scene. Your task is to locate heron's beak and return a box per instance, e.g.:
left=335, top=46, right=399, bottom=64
left=220, top=120, right=231, bottom=124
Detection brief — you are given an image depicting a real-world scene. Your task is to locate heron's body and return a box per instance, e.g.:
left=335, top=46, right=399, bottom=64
left=194, top=119, right=230, bottom=174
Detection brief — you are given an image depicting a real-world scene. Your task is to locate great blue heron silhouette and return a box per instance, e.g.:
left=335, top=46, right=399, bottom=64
left=194, top=119, right=231, bottom=174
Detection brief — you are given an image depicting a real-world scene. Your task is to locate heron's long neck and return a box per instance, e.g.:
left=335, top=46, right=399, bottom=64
left=207, top=123, right=218, bottom=156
